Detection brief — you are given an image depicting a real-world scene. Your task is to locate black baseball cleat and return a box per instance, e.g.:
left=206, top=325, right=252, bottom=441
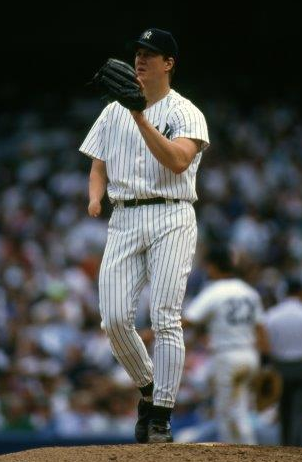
left=147, top=418, right=173, bottom=443
left=135, top=399, right=153, bottom=443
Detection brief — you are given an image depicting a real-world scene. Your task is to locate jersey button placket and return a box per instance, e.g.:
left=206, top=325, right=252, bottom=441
left=136, top=140, right=145, bottom=198
left=134, top=154, right=141, bottom=197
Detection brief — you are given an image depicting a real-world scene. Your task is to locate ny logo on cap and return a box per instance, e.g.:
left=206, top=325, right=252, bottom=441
left=142, top=30, right=152, bottom=40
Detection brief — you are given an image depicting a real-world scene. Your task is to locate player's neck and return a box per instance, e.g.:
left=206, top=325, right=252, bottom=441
left=144, top=83, right=171, bottom=108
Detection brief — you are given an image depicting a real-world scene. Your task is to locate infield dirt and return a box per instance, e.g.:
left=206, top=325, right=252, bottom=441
left=0, top=443, right=301, bottom=462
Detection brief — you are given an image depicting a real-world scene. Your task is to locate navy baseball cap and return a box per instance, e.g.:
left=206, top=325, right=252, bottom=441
left=132, top=28, right=178, bottom=60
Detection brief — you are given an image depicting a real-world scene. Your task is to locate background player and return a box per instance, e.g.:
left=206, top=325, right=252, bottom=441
left=183, top=245, right=268, bottom=444
left=79, top=28, right=209, bottom=443
left=264, top=277, right=302, bottom=446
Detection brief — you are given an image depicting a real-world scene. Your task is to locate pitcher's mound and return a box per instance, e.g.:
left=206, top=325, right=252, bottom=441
left=0, top=443, right=301, bottom=462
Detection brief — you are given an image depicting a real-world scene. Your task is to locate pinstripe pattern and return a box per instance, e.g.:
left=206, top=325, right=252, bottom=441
left=80, top=87, right=209, bottom=409
left=99, top=202, right=197, bottom=407
left=79, top=89, right=209, bottom=203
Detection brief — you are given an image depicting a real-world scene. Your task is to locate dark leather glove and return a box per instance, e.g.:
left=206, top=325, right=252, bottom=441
left=93, top=58, right=147, bottom=112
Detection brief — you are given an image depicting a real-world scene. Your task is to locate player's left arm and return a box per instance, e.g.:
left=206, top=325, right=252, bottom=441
left=131, top=111, right=201, bottom=174
left=255, top=323, right=271, bottom=355
left=252, top=291, right=271, bottom=355
left=182, top=288, right=213, bottom=328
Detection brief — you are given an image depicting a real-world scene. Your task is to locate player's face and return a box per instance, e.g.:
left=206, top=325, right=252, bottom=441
left=135, top=48, right=171, bottom=83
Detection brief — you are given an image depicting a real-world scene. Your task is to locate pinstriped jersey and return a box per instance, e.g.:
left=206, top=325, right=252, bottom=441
left=79, top=89, right=209, bottom=203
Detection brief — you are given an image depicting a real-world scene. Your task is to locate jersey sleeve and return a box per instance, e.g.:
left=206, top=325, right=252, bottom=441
left=184, top=287, right=214, bottom=323
left=168, top=102, right=210, bottom=150
left=79, top=104, right=111, bottom=160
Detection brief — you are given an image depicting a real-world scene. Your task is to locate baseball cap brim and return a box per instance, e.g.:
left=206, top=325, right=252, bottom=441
left=126, top=39, right=176, bottom=58
left=134, top=40, right=164, bottom=54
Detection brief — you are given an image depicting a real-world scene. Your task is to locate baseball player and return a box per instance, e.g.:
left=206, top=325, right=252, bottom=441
left=79, top=28, right=209, bottom=443
left=183, top=245, right=266, bottom=444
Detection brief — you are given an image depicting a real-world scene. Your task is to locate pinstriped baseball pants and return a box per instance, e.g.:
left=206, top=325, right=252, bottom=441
left=99, top=201, right=197, bottom=408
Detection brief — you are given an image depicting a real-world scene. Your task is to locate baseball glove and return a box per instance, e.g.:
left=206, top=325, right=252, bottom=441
left=93, top=58, right=147, bottom=112
left=253, top=366, right=282, bottom=411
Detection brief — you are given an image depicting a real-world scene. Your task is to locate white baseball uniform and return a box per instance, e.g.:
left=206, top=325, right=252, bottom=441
left=79, top=89, right=209, bottom=408
left=185, top=278, right=264, bottom=443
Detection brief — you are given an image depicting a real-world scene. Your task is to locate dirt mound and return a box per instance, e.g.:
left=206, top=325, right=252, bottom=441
left=0, top=443, right=301, bottom=462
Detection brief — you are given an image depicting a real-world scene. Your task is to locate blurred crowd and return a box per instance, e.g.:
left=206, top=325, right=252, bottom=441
left=0, top=93, right=301, bottom=443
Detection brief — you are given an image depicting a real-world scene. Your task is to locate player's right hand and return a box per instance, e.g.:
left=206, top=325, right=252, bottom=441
left=88, top=200, right=102, bottom=217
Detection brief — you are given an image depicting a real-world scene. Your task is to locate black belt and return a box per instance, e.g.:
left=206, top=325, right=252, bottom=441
left=118, top=198, right=180, bottom=207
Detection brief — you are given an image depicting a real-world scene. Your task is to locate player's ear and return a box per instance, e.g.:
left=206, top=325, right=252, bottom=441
left=164, top=57, right=174, bottom=71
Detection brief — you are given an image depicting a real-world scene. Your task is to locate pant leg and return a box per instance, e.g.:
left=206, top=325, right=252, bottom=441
left=231, top=368, right=258, bottom=444
left=146, top=202, right=197, bottom=408
left=99, top=206, right=154, bottom=387
left=291, top=378, right=302, bottom=446
left=276, top=361, right=302, bottom=446
left=279, top=378, right=293, bottom=445
left=214, top=350, right=258, bottom=444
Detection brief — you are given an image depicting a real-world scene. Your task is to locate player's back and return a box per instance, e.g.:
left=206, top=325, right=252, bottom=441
left=201, top=278, right=263, bottom=352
